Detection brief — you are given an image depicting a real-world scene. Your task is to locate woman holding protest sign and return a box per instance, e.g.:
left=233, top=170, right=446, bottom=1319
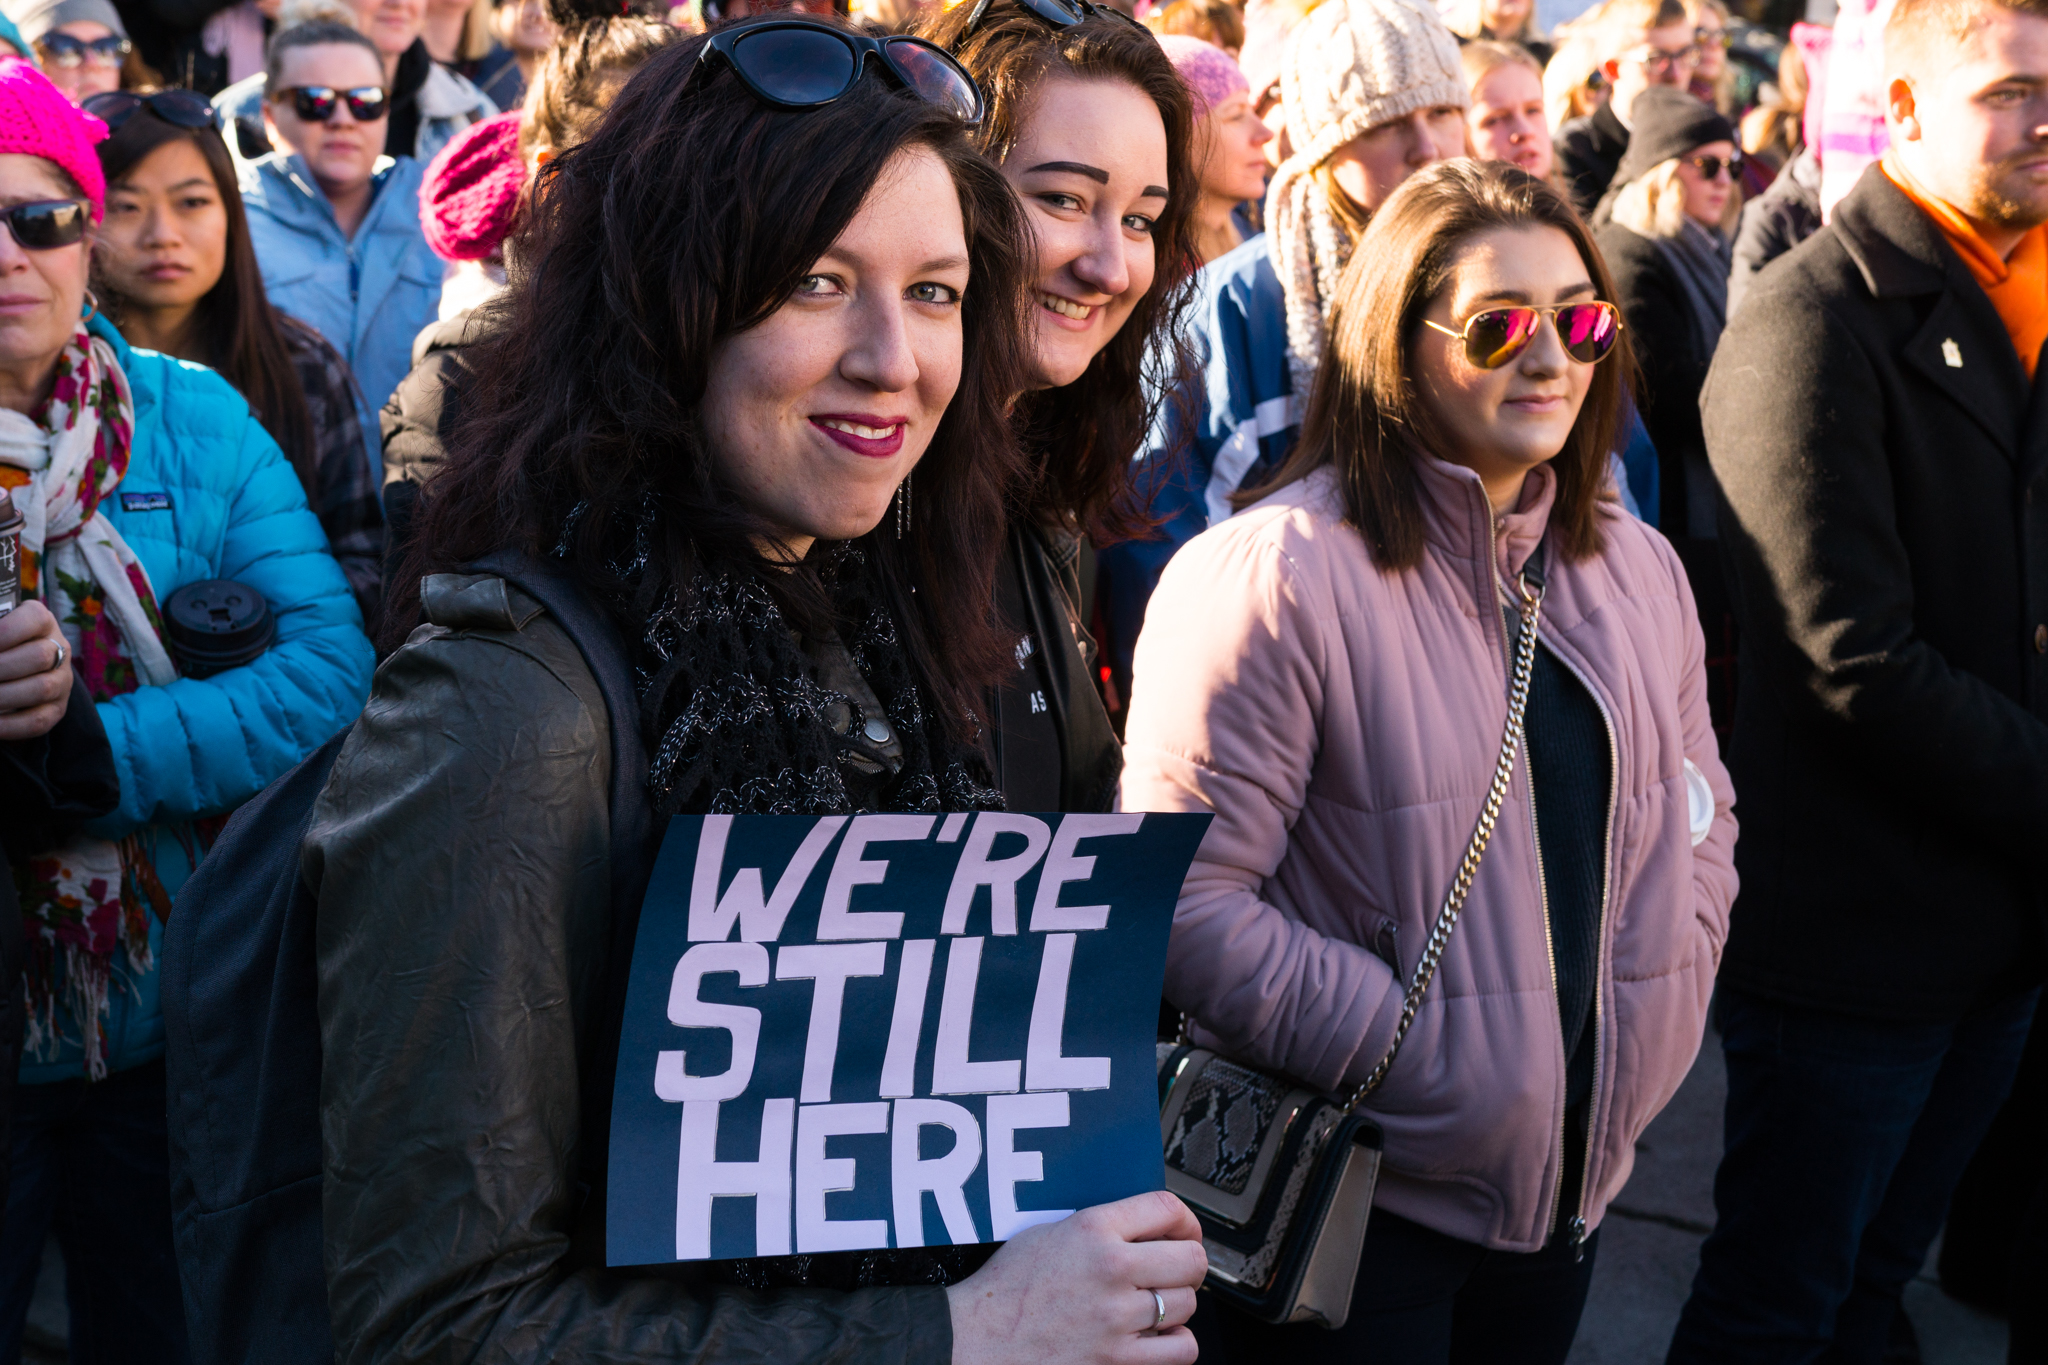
left=1121, top=160, right=1737, bottom=1361
left=301, top=20, right=1205, bottom=1365
left=919, top=0, right=1199, bottom=797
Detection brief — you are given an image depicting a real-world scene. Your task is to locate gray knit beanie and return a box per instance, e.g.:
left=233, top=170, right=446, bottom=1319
left=1265, top=0, right=1465, bottom=396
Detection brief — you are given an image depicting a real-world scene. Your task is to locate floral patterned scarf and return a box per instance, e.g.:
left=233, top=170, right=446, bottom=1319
left=0, top=327, right=175, bottom=1078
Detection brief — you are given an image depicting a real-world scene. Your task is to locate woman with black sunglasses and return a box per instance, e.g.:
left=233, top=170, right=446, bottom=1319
left=1, top=0, right=136, bottom=106
left=286, top=20, right=1204, bottom=1365
left=917, top=0, right=1198, bottom=807
left=85, top=88, right=386, bottom=628
left=1121, top=158, right=1736, bottom=1365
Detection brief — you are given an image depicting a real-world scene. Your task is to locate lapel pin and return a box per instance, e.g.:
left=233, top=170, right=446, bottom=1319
left=1943, top=338, right=1964, bottom=368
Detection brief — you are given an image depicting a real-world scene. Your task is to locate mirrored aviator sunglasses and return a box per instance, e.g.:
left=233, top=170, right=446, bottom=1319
left=696, top=20, right=984, bottom=127
left=1, top=200, right=90, bottom=252
left=1425, top=302, right=1622, bottom=370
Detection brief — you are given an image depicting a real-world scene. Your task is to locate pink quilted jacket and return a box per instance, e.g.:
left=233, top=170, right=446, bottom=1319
left=1120, top=458, right=1738, bottom=1253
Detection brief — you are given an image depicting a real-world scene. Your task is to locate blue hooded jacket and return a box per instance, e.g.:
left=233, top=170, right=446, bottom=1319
left=238, top=151, right=442, bottom=477
left=1096, top=232, right=1659, bottom=689
left=20, top=320, right=374, bottom=1085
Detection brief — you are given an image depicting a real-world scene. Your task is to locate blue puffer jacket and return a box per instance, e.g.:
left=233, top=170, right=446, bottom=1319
left=238, top=151, right=442, bottom=471
left=19, top=320, right=374, bottom=1086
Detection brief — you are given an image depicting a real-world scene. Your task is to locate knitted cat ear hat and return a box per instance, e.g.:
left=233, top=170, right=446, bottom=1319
left=1266, top=0, right=1465, bottom=396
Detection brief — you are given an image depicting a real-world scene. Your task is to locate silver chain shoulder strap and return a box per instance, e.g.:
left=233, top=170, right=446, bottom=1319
left=1346, top=568, right=1546, bottom=1110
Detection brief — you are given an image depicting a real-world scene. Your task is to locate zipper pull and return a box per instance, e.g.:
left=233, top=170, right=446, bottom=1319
left=1568, top=1215, right=1589, bottom=1263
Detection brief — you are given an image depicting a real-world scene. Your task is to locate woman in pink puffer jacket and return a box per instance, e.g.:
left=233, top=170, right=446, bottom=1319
left=1121, top=159, right=1738, bottom=1364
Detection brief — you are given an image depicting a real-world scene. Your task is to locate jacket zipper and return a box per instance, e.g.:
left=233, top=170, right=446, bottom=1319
left=1542, top=640, right=1619, bottom=1262
left=1510, top=594, right=1569, bottom=1246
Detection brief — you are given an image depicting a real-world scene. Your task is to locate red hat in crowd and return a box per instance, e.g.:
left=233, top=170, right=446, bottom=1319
left=421, top=111, right=525, bottom=263
left=0, top=56, right=107, bottom=221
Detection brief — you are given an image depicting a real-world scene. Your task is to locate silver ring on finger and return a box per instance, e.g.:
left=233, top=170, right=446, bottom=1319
left=1149, top=1288, right=1167, bottom=1332
left=49, top=640, right=65, bottom=672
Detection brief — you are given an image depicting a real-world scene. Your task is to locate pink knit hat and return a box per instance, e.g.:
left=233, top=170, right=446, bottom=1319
left=422, top=111, right=525, bottom=263
left=1157, top=34, right=1250, bottom=116
left=0, top=57, right=107, bottom=221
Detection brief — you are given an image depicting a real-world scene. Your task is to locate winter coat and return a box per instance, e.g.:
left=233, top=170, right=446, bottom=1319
left=280, top=313, right=385, bottom=632
left=1704, top=163, right=2048, bottom=1022
left=1119, top=459, right=1737, bottom=1253
left=1557, top=101, right=1629, bottom=218
left=21, top=319, right=375, bottom=1085
left=240, top=151, right=443, bottom=471
left=1096, top=233, right=1297, bottom=698
left=1728, top=142, right=1822, bottom=320
left=303, top=571, right=950, bottom=1364
left=1595, top=220, right=1722, bottom=541
left=993, top=520, right=1122, bottom=813
left=379, top=307, right=484, bottom=590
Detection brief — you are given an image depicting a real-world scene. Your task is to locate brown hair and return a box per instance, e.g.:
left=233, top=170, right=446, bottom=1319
left=918, top=0, right=1199, bottom=540
left=1253, top=159, right=1629, bottom=571
left=518, top=13, right=681, bottom=162
left=92, top=114, right=322, bottom=501
left=397, top=26, right=1038, bottom=732
left=1887, top=0, right=2048, bottom=78
left=1143, top=0, right=1243, bottom=54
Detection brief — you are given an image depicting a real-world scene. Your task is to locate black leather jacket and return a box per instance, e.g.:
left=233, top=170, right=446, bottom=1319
left=303, top=574, right=952, bottom=1363
left=993, top=520, right=1122, bottom=814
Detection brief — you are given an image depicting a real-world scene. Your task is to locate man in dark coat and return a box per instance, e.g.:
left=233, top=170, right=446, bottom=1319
left=1554, top=0, right=1697, bottom=216
left=1670, top=0, right=2048, bottom=1360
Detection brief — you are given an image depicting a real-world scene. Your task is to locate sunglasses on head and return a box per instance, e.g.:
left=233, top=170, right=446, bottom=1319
left=274, top=85, right=389, bottom=123
left=954, top=0, right=1149, bottom=47
left=1424, top=302, right=1623, bottom=370
left=35, top=31, right=130, bottom=67
left=1690, top=152, right=1743, bottom=180
left=691, top=19, right=984, bottom=127
left=0, top=200, right=90, bottom=252
left=82, top=88, right=218, bottom=132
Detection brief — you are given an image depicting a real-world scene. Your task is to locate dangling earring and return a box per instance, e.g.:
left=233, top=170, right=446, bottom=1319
left=80, top=288, right=99, bottom=325
left=895, top=471, right=911, bottom=539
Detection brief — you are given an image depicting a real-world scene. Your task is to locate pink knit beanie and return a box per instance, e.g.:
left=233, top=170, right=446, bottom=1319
left=422, top=111, right=525, bottom=263
left=1157, top=34, right=1250, bottom=116
left=0, top=57, right=107, bottom=221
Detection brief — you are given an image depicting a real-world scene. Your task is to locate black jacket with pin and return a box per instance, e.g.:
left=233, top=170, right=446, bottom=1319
left=1702, top=165, right=2048, bottom=1021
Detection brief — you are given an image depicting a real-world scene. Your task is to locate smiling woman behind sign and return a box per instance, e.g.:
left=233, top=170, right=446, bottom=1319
left=305, top=19, right=1205, bottom=1365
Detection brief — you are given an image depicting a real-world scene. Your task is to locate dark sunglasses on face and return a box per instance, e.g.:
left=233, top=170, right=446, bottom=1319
left=691, top=19, right=984, bottom=127
left=954, top=0, right=1149, bottom=48
left=275, top=85, right=389, bottom=123
left=35, top=31, right=130, bottom=67
left=0, top=200, right=90, bottom=252
left=1424, top=301, right=1623, bottom=370
left=82, top=88, right=217, bottom=132
left=1690, top=152, right=1743, bottom=180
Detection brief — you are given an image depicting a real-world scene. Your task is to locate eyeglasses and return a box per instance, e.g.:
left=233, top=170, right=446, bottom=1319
left=1689, top=152, right=1743, bottom=180
left=35, top=31, right=131, bottom=68
left=273, top=85, right=389, bottom=123
left=0, top=200, right=90, bottom=252
left=1620, top=42, right=1698, bottom=72
left=1424, top=302, right=1623, bottom=370
left=693, top=19, right=983, bottom=127
left=954, top=0, right=1149, bottom=49
left=82, top=89, right=217, bottom=132
left=1695, top=27, right=1730, bottom=49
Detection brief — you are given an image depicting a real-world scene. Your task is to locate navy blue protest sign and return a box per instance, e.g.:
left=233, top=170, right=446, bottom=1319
left=605, top=811, right=1209, bottom=1267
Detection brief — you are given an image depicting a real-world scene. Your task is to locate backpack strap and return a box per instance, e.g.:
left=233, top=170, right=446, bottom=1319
left=470, top=550, right=661, bottom=1240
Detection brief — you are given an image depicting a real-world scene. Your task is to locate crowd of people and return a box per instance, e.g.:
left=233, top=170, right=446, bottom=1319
left=0, top=0, right=2039, bottom=1360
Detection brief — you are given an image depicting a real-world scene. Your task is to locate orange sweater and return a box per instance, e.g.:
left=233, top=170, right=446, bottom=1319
left=1884, top=153, right=2048, bottom=380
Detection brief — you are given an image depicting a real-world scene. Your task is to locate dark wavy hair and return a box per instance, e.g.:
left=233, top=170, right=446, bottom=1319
left=92, top=114, right=321, bottom=500
left=391, top=22, right=1037, bottom=733
left=919, top=0, right=1200, bottom=540
left=1256, top=159, right=1631, bottom=570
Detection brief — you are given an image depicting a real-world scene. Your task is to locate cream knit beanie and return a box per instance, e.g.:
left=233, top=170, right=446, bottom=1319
left=1265, top=0, right=1466, bottom=395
